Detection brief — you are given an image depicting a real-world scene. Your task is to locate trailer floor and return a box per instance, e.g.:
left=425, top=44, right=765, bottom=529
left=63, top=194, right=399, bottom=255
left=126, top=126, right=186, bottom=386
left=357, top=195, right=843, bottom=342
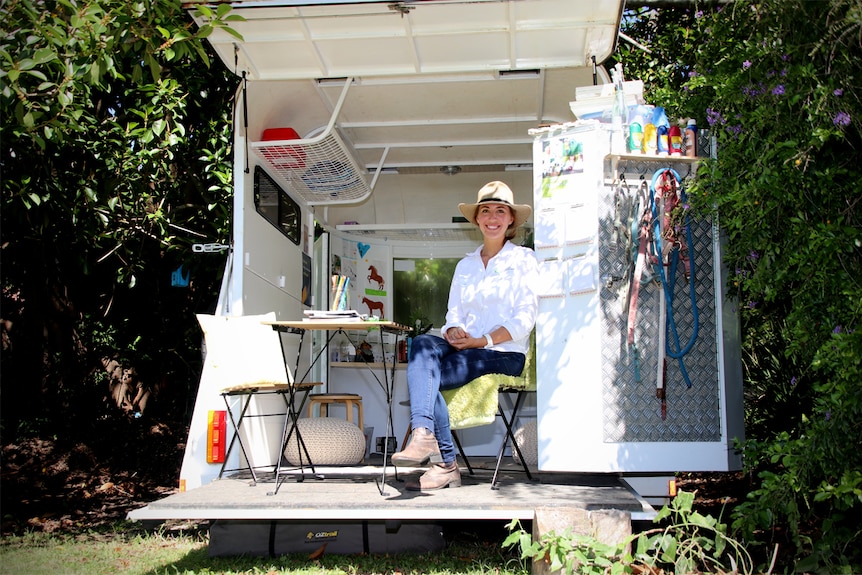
left=128, top=457, right=652, bottom=523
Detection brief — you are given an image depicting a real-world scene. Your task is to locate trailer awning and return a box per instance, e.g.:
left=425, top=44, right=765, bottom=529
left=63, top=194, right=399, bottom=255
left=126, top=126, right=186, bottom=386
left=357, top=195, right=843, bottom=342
left=186, top=0, right=625, bottom=210
left=189, top=0, right=623, bottom=81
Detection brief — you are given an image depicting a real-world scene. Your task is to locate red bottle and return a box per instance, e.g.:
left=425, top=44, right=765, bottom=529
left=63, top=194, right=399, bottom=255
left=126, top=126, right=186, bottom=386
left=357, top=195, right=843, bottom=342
left=669, top=125, right=683, bottom=156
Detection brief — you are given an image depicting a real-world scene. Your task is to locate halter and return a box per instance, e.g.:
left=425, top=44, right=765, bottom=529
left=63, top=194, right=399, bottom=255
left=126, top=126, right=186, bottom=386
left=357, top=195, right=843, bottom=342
left=649, top=168, right=699, bottom=389
left=625, top=168, right=700, bottom=419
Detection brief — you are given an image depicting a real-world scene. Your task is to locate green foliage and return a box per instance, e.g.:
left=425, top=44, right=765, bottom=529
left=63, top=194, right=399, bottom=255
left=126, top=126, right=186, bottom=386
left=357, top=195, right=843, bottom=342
left=619, top=1, right=862, bottom=570
left=504, top=520, right=629, bottom=575
left=632, top=491, right=755, bottom=575
left=1, top=1, right=241, bottom=439
left=504, top=490, right=754, bottom=575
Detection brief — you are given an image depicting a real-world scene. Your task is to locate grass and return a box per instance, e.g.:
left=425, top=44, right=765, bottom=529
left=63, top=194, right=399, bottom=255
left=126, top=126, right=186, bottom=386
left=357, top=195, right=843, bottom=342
left=0, top=521, right=528, bottom=575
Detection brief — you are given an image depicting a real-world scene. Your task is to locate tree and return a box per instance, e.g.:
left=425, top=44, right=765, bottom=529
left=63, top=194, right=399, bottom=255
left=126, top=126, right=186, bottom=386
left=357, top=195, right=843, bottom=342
left=618, top=1, right=862, bottom=570
left=1, top=0, right=240, bottom=447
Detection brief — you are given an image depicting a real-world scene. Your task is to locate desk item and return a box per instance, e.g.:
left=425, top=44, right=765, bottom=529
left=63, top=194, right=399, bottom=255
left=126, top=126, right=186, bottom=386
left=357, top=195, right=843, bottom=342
left=265, top=319, right=412, bottom=495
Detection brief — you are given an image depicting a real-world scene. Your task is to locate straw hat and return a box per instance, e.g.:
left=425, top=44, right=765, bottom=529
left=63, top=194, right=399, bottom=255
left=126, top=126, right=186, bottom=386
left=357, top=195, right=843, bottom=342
left=458, top=181, right=532, bottom=228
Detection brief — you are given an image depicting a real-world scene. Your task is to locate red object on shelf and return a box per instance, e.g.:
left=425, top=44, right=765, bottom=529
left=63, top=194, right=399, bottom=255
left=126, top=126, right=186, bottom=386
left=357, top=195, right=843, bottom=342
left=261, top=127, right=307, bottom=168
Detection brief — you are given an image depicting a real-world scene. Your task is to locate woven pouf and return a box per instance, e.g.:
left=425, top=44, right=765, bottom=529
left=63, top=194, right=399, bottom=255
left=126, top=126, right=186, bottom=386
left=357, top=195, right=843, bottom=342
left=512, top=420, right=538, bottom=467
left=283, top=417, right=365, bottom=466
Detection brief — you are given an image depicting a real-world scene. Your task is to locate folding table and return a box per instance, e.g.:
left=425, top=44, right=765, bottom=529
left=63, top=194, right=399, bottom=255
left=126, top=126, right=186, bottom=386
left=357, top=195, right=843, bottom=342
left=264, top=319, right=412, bottom=495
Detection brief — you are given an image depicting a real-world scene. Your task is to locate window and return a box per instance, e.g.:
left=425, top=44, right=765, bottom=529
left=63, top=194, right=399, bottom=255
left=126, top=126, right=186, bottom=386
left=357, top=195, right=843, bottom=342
left=254, top=166, right=300, bottom=245
left=393, top=257, right=460, bottom=333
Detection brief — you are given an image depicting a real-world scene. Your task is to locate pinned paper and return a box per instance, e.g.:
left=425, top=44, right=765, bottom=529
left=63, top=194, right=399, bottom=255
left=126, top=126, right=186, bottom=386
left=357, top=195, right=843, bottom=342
left=537, top=258, right=566, bottom=298
left=568, top=254, right=597, bottom=295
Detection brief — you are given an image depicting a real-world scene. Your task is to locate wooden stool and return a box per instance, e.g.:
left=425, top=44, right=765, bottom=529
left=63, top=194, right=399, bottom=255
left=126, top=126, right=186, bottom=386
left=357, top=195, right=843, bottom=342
left=307, top=393, right=364, bottom=429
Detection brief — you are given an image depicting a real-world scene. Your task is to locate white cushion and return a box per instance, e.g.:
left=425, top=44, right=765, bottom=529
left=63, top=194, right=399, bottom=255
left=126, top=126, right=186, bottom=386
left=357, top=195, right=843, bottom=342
left=283, top=417, right=365, bottom=466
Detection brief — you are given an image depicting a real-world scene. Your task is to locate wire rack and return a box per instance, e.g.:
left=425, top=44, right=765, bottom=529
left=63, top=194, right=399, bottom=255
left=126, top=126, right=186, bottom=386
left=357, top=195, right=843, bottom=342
left=249, top=79, right=373, bottom=206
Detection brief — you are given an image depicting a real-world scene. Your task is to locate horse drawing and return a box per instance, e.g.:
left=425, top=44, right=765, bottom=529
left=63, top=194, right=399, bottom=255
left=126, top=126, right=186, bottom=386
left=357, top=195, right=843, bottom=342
left=367, top=265, right=385, bottom=290
left=362, top=297, right=385, bottom=318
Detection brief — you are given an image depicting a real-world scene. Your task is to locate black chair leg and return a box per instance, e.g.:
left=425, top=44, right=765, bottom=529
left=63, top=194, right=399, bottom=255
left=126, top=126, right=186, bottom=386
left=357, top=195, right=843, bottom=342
left=452, top=430, right=474, bottom=475
left=491, top=390, right=533, bottom=489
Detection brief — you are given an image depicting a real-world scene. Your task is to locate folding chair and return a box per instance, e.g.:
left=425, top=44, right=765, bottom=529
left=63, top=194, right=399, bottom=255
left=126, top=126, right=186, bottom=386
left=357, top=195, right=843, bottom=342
left=441, top=331, right=537, bottom=489
left=196, top=313, right=320, bottom=490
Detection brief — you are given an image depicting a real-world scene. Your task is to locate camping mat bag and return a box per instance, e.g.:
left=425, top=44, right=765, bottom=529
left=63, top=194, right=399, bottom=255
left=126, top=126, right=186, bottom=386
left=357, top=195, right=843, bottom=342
left=208, top=519, right=444, bottom=557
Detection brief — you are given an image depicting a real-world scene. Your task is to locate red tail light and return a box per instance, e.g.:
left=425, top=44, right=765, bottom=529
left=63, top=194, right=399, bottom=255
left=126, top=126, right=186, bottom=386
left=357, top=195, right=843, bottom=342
left=207, top=410, right=227, bottom=463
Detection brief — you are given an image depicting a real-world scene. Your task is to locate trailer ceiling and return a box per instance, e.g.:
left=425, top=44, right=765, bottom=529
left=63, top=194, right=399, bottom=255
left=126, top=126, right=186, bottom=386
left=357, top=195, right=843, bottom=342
left=188, top=1, right=624, bottom=202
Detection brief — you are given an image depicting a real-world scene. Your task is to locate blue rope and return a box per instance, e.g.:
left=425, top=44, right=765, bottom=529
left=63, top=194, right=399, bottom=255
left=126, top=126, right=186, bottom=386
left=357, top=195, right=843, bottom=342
left=650, top=169, right=700, bottom=388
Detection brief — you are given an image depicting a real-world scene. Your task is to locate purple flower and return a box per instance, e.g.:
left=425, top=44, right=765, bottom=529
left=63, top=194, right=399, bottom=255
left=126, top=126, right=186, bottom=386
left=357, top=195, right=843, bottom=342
left=833, top=112, right=851, bottom=126
left=781, top=54, right=790, bottom=61
left=706, top=107, right=725, bottom=126
left=790, top=376, right=797, bottom=387
left=748, top=250, right=759, bottom=261
left=825, top=410, right=831, bottom=421
left=688, top=70, right=698, bottom=77
left=747, top=301, right=758, bottom=309
left=695, top=10, right=703, bottom=18
left=780, top=68, right=787, bottom=77
left=772, top=85, right=785, bottom=96
left=833, top=325, right=842, bottom=334
left=834, top=88, right=844, bottom=96
left=742, top=60, right=752, bottom=69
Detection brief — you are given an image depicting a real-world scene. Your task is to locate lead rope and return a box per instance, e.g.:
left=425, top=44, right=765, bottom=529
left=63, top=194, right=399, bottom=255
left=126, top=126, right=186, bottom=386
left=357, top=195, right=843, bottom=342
left=626, top=179, right=653, bottom=385
left=650, top=168, right=699, bottom=390
left=654, top=183, right=668, bottom=419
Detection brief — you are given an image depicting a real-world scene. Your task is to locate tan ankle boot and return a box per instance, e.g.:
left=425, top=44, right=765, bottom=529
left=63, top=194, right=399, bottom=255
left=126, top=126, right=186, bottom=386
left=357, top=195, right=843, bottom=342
left=391, top=427, right=442, bottom=467
left=405, top=462, right=461, bottom=491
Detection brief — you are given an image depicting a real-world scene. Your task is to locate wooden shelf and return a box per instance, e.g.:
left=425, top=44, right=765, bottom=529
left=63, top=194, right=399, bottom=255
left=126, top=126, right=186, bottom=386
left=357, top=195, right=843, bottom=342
left=331, top=361, right=407, bottom=370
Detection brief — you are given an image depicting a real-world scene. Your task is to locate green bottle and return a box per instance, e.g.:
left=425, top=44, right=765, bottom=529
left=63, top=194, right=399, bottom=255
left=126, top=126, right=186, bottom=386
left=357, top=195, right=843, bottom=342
left=628, top=122, right=643, bottom=154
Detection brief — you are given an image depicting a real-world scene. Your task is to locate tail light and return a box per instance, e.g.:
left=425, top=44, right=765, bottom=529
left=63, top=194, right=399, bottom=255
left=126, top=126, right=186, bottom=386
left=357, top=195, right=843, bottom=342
left=207, top=410, right=227, bottom=463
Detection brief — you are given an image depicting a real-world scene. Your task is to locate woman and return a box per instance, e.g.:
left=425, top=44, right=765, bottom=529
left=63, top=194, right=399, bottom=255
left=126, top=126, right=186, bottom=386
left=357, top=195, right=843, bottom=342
left=392, top=181, right=539, bottom=491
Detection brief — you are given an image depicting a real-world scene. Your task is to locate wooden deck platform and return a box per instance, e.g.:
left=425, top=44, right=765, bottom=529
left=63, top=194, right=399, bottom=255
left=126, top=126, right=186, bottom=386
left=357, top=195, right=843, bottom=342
left=128, top=457, right=654, bottom=523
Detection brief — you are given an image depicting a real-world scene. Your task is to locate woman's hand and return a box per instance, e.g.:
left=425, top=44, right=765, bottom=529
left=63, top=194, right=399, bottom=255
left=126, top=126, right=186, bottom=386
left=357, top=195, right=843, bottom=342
left=444, top=327, right=483, bottom=350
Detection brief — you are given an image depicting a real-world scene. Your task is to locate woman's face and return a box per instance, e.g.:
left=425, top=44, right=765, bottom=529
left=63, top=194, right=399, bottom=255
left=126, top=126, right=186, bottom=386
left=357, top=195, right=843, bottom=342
left=475, top=203, right=514, bottom=240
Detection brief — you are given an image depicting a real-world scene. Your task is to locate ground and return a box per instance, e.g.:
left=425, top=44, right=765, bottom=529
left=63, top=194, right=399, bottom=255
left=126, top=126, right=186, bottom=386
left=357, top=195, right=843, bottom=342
left=0, top=420, right=751, bottom=536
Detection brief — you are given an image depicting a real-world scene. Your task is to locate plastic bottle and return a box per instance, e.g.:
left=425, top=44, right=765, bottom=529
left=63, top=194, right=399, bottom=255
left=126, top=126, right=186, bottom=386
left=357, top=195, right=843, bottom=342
left=643, top=122, right=657, bottom=155
left=339, top=337, right=354, bottom=363
left=684, top=119, right=698, bottom=157
left=628, top=121, right=643, bottom=154
left=669, top=124, right=683, bottom=156
left=654, top=108, right=670, bottom=155
left=611, top=70, right=627, bottom=154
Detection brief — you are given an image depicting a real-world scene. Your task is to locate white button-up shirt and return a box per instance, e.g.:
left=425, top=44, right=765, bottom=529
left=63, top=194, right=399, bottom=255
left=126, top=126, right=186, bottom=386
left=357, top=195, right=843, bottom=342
left=441, top=241, right=539, bottom=355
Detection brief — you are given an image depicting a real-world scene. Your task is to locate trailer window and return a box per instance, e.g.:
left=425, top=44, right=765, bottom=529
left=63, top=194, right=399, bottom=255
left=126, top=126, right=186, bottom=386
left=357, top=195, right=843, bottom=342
left=254, top=166, right=300, bottom=245
left=393, top=257, right=459, bottom=333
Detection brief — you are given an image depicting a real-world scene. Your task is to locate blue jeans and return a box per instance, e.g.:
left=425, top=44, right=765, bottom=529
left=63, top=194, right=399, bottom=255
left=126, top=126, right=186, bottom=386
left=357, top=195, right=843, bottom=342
left=406, top=334, right=526, bottom=464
